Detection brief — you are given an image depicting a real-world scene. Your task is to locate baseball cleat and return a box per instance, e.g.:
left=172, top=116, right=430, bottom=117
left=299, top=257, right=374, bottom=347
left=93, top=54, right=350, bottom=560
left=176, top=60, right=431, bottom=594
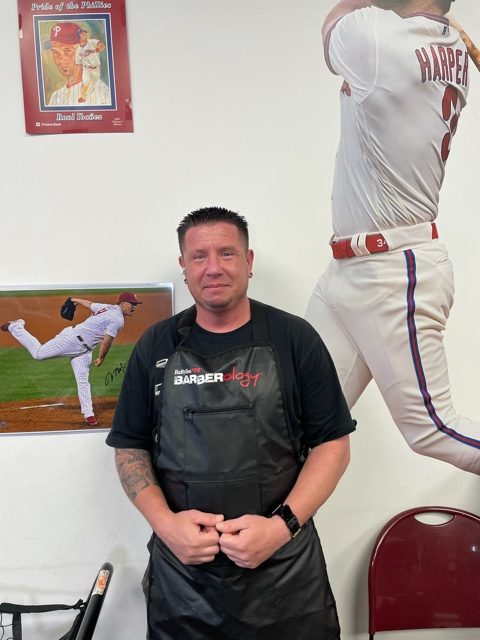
left=85, top=416, right=98, bottom=427
left=1, top=322, right=11, bottom=332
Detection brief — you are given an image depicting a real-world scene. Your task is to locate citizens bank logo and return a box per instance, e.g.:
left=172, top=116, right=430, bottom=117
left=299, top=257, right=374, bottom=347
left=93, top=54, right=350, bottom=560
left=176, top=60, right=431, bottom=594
left=173, top=365, right=262, bottom=388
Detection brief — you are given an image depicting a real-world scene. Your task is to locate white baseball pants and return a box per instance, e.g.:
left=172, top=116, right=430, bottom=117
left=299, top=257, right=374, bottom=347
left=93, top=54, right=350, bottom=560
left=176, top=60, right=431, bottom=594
left=306, top=241, right=480, bottom=475
left=9, top=324, right=95, bottom=419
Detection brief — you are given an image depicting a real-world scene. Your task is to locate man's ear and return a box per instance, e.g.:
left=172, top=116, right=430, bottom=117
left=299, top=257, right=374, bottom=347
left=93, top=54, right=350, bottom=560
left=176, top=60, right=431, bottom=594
left=247, top=249, right=254, bottom=270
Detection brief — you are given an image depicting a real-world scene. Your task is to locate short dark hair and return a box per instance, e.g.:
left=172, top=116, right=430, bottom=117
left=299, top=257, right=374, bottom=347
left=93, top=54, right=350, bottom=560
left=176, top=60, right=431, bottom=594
left=177, top=207, right=249, bottom=252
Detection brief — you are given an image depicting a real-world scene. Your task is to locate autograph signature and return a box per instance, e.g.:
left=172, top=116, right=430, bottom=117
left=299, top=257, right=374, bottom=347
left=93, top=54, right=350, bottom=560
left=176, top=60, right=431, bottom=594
left=104, top=361, right=127, bottom=386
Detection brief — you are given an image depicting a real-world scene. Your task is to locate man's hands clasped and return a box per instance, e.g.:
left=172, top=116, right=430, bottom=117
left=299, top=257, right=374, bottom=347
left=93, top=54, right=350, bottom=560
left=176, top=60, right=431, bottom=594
left=217, top=513, right=292, bottom=569
left=160, top=510, right=292, bottom=569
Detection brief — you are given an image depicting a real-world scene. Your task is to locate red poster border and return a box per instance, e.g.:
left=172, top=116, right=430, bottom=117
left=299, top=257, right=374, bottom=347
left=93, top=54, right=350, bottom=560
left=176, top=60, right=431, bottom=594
left=18, top=0, right=133, bottom=134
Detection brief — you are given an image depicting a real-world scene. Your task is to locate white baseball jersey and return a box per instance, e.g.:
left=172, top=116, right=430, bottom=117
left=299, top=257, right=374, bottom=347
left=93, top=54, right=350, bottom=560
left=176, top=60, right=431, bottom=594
left=76, top=303, right=125, bottom=348
left=49, top=80, right=82, bottom=106
left=75, top=39, right=102, bottom=69
left=326, top=7, right=469, bottom=238
left=49, top=79, right=110, bottom=106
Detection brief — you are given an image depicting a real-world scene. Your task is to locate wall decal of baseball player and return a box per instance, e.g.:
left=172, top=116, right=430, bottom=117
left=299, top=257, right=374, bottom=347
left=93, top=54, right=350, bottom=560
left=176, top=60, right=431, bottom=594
left=76, top=28, right=106, bottom=104
left=306, top=0, right=480, bottom=474
left=43, top=22, right=110, bottom=107
left=1, top=292, right=142, bottom=427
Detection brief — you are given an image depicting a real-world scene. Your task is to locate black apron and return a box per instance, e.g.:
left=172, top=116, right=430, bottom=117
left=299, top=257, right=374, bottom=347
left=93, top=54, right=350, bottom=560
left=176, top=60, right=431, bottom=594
left=144, top=302, right=340, bottom=639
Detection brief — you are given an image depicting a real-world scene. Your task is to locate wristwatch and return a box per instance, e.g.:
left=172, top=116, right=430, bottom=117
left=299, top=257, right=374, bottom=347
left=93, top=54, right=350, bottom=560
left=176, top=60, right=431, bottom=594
left=270, top=503, right=302, bottom=538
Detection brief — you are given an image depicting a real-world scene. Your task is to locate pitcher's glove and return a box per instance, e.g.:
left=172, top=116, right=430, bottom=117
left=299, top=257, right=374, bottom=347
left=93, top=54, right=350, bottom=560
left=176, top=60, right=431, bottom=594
left=60, top=297, right=76, bottom=321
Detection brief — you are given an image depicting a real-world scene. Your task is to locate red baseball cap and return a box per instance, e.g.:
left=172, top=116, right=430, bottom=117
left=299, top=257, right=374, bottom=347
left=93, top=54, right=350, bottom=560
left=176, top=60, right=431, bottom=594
left=118, top=292, right=143, bottom=305
left=44, top=23, right=82, bottom=49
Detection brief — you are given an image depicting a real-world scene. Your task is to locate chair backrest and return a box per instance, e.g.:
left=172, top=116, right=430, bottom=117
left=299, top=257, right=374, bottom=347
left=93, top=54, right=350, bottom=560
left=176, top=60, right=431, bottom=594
left=0, top=562, right=112, bottom=640
left=368, top=506, right=480, bottom=637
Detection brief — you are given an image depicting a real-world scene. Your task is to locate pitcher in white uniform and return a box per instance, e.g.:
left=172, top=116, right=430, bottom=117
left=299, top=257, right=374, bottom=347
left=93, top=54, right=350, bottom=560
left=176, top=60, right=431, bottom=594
left=1, top=292, right=142, bottom=427
left=306, top=0, right=480, bottom=474
left=75, top=28, right=107, bottom=105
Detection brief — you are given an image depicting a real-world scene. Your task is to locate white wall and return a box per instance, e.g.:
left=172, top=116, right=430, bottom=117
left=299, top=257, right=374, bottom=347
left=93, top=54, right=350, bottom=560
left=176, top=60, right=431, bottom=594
left=1, top=1, right=479, bottom=638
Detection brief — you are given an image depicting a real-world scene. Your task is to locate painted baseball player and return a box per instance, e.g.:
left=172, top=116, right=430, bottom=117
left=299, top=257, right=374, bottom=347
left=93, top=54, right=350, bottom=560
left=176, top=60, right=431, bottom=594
left=44, top=22, right=110, bottom=107
left=44, top=22, right=83, bottom=106
left=1, top=292, right=142, bottom=427
left=306, top=0, right=480, bottom=474
left=75, top=29, right=107, bottom=104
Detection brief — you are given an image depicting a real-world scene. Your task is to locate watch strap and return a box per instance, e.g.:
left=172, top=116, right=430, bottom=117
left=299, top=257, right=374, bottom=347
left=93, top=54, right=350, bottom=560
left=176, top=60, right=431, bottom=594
left=270, top=503, right=302, bottom=538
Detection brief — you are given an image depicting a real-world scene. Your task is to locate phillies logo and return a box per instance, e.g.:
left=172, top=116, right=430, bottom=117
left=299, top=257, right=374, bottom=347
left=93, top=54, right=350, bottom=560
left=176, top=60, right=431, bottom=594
left=79, top=49, right=96, bottom=59
left=53, top=25, right=62, bottom=38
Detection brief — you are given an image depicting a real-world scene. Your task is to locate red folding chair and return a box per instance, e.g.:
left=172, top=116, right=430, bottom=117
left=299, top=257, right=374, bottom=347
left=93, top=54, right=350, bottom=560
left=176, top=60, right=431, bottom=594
left=368, top=506, right=480, bottom=638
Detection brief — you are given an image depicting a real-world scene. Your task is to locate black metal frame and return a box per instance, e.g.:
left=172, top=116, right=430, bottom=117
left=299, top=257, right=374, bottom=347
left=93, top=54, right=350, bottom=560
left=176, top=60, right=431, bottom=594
left=0, top=562, right=113, bottom=640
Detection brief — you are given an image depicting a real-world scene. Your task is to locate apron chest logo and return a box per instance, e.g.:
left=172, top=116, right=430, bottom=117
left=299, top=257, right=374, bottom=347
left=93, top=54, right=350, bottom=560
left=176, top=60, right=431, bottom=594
left=173, top=365, right=262, bottom=388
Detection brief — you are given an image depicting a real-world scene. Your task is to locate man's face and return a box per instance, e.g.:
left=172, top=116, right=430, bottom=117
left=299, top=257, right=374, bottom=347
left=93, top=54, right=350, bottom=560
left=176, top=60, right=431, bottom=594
left=120, top=302, right=138, bottom=317
left=51, top=40, right=79, bottom=77
left=79, top=32, right=88, bottom=46
left=179, top=222, right=254, bottom=315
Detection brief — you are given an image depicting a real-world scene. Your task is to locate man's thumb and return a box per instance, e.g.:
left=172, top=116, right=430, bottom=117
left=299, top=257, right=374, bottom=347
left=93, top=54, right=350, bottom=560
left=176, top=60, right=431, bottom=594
left=216, top=517, right=242, bottom=533
left=196, top=512, right=224, bottom=527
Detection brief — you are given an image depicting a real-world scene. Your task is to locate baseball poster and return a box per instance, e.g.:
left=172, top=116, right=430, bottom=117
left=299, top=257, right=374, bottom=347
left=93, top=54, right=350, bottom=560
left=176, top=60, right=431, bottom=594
left=18, top=1, right=133, bottom=134
left=0, top=284, right=173, bottom=435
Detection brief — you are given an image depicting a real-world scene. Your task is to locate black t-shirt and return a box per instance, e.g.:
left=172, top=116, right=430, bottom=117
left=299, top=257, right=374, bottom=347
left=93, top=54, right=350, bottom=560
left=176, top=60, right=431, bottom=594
left=106, top=300, right=355, bottom=453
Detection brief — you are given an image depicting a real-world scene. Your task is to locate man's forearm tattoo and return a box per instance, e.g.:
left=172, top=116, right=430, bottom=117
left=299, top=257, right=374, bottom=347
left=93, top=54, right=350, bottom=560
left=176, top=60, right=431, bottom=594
left=115, top=448, right=159, bottom=502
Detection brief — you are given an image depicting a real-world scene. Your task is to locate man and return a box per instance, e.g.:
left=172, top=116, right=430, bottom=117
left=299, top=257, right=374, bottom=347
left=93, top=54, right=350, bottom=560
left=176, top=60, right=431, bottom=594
left=44, top=22, right=83, bottom=106
left=306, top=0, right=480, bottom=474
left=106, top=207, right=355, bottom=639
left=75, top=28, right=107, bottom=105
left=44, top=22, right=110, bottom=107
left=1, top=292, right=142, bottom=426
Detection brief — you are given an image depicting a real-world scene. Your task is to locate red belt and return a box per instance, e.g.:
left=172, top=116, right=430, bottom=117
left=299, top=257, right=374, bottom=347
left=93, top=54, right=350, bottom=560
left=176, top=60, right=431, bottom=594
left=331, top=223, right=438, bottom=259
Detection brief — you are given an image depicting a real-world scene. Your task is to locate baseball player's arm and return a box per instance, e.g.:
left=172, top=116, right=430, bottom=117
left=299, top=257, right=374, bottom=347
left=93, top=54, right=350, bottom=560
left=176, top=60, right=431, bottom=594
left=94, top=334, right=115, bottom=367
left=95, top=42, right=106, bottom=53
left=71, top=298, right=93, bottom=310
left=322, top=0, right=372, bottom=43
left=115, top=448, right=224, bottom=564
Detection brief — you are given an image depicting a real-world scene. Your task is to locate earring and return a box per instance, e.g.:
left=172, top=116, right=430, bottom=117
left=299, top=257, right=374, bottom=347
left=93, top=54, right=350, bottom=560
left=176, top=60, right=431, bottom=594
left=248, top=272, right=253, bottom=278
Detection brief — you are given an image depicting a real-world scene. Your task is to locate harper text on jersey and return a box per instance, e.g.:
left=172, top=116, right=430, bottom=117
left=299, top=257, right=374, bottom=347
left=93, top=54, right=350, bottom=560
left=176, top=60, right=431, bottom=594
left=415, top=46, right=468, bottom=86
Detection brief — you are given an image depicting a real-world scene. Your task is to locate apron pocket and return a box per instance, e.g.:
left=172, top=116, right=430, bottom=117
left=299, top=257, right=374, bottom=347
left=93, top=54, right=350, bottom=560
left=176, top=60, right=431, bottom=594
left=186, top=476, right=262, bottom=519
left=184, top=405, right=257, bottom=478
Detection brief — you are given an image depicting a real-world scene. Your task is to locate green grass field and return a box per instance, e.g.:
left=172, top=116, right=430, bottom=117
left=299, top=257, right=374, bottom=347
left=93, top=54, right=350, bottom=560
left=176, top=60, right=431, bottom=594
left=0, top=344, right=133, bottom=402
